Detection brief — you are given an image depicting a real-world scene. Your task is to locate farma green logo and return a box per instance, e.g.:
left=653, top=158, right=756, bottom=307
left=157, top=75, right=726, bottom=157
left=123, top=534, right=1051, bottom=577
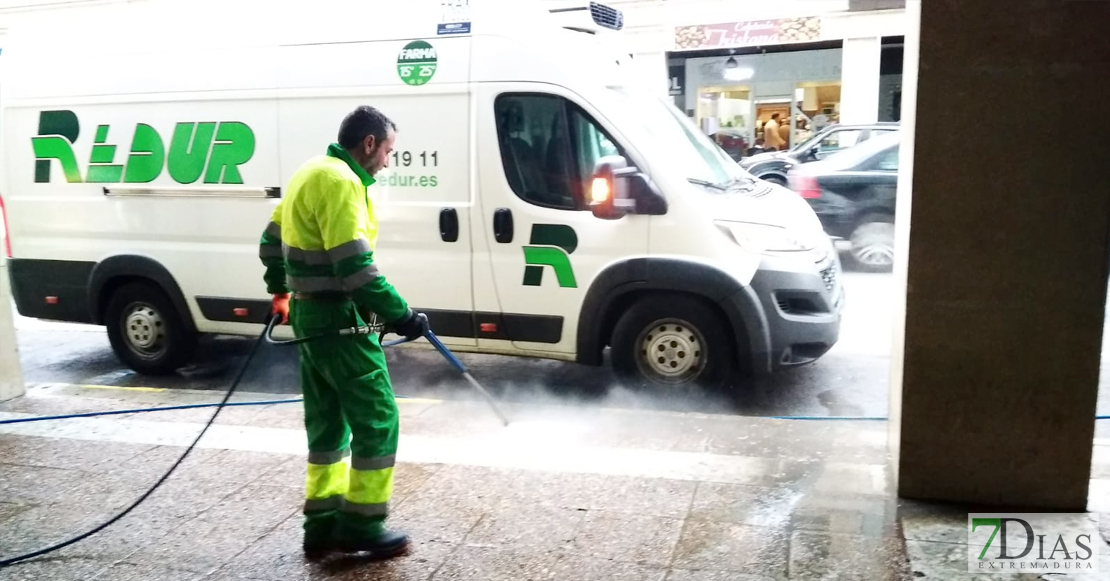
left=32, top=110, right=255, bottom=184
left=397, top=40, right=437, bottom=86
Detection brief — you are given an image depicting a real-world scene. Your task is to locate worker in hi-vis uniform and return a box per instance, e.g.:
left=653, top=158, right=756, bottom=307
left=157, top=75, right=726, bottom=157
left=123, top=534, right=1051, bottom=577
left=258, top=105, right=429, bottom=560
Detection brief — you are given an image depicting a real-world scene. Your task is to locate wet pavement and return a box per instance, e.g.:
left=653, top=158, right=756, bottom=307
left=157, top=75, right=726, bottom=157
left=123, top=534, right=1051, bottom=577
left=1, top=386, right=1108, bottom=580
left=4, top=267, right=1110, bottom=578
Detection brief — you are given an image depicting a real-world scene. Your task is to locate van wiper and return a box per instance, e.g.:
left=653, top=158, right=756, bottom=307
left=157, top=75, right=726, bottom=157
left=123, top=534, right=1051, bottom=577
left=724, top=175, right=759, bottom=190
left=687, top=178, right=727, bottom=191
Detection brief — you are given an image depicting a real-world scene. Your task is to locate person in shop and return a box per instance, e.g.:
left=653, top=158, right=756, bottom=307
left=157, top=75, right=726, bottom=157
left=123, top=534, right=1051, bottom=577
left=764, top=113, right=786, bottom=150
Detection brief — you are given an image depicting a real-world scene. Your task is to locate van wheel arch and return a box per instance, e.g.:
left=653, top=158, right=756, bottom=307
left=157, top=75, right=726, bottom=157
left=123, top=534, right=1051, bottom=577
left=88, top=255, right=197, bottom=334
left=577, top=258, right=767, bottom=377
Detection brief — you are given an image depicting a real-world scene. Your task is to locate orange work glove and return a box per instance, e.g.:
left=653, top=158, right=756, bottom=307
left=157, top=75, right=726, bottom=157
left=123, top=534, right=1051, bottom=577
left=271, top=293, right=290, bottom=324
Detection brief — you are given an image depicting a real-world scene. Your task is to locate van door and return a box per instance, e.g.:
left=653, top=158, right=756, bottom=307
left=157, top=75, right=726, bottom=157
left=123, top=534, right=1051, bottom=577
left=473, top=84, right=649, bottom=354
left=278, top=90, right=476, bottom=348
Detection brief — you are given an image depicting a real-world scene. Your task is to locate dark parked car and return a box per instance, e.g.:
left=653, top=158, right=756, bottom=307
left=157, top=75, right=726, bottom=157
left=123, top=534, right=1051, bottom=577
left=740, top=122, right=899, bottom=186
left=786, top=131, right=900, bottom=272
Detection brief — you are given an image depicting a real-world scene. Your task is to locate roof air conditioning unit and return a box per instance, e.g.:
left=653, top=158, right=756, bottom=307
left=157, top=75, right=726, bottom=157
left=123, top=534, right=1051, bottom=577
left=549, top=1, right=625, bottom=34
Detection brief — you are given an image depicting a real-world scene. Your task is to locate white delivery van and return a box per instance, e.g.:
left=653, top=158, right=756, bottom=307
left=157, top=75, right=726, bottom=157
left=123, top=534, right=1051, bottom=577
left=0, top=0, right=843, bottom=390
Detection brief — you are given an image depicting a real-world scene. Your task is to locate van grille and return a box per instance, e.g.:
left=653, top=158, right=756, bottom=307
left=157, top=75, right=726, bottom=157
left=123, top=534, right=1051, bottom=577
left=590, top=2, right=624, bottom=30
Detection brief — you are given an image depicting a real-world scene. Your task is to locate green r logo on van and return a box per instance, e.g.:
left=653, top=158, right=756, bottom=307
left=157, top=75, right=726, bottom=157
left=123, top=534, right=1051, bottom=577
left=32, top=110, right=255, bottom=185
left=523, top=224, right=577, bottom=288
left=397, top=40, right=438, bottom=86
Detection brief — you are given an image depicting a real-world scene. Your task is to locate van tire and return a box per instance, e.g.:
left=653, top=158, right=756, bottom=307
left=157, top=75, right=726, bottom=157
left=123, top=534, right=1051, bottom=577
left=610, top=294, right=734, bottom=391
left=105, top=281, right=196, bottom=375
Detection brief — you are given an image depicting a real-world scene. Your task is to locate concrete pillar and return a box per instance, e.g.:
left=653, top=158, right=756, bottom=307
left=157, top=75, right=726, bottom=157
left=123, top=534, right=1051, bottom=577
left=0, top=255, right=24, bottom=403
left=891, top=0, right=1110, bottom=509
left=838, top=36, right=881, bottom=125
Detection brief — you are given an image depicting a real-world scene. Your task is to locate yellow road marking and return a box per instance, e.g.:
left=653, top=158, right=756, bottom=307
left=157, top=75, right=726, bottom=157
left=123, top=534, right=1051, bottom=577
left=396, top=397, right=442, bottom=405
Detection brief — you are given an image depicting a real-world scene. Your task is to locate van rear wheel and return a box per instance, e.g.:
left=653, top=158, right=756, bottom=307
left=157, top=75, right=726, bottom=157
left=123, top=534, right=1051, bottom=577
left=610, top=294, right=734, bottom=391
left=105, top=282, right=196, bottom=375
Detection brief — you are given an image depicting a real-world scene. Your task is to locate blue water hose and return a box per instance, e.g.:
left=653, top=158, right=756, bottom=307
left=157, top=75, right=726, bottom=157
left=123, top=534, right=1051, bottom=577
left=1, top=322, right=514, bottom=426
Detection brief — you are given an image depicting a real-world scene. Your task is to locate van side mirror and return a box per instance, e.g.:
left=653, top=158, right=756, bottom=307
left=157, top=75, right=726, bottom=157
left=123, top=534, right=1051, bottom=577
left=588, top=156, right=666, bottom=220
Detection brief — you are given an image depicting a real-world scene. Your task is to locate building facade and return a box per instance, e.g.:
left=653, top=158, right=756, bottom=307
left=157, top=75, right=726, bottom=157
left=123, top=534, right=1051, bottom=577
left=543, top=0, right=907, bottom=154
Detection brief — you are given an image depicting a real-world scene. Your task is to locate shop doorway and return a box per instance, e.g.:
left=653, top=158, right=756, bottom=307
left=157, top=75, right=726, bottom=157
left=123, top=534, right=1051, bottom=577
left=755, top=98, right=792, bottom=152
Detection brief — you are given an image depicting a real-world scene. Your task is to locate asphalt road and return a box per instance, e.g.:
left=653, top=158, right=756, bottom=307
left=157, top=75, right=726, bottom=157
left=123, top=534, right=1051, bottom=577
left=10, top=267, right=1109, bottom=420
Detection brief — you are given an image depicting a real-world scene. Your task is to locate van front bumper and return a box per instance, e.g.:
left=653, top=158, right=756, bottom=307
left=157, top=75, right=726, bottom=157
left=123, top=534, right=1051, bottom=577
left=747, top=250, right=844, bottom=372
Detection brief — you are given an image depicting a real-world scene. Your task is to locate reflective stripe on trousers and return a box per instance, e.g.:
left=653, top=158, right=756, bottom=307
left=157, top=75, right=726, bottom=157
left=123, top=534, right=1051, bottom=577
left=303, top=452, right=395, bottom=517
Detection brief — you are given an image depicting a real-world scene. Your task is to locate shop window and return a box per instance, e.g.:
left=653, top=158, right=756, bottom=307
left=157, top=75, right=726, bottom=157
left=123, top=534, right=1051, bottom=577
left=695, top=86, right=752, bottom=161
left=494, top=94, right=624, bottom=211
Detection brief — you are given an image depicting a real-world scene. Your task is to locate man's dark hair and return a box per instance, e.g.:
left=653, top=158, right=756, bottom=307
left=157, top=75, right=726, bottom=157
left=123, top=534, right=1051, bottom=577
left=337, top=106, right=397, bottom=150
left=771, top=113, right=781, bottom=120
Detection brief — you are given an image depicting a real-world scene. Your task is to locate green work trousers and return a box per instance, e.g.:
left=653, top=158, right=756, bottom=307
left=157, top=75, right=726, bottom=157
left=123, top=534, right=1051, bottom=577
left=290, top=297, right=399, bottom=544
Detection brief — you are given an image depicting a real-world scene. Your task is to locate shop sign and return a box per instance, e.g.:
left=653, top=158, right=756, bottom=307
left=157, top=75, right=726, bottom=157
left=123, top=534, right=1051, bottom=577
left=668, top=63, right=684, bottom=96
left=674, top=17, right=822, bottom=50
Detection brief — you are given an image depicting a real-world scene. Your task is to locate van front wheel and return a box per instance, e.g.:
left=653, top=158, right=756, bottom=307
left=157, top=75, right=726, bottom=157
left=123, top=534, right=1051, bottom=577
left=105, top=282, right=196, bottom=375
left=610, top=295, right=735, bottom=391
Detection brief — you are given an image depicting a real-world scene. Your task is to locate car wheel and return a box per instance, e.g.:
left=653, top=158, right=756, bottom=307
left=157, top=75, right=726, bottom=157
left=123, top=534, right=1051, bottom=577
left=848, top=220, right=895, bottom=272
left=610, top=294, right=735, bottom=391
left=105, top=282, right=196, bottom=375
left=762, top=175, right=787, bottom=187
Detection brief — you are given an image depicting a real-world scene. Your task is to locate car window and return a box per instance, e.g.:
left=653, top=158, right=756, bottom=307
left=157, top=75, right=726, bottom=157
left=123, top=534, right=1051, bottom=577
left=872, top=128, right=898, bottom=137
left=873, top=146, right=900, bottom=171
left=494, top=95, right=579, bottom=210
left=818, top=129, right=862, bottom=153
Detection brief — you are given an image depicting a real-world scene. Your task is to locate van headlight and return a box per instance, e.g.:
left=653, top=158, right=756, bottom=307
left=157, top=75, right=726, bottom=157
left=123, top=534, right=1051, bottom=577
left=715, top=220, right=815, bottom=254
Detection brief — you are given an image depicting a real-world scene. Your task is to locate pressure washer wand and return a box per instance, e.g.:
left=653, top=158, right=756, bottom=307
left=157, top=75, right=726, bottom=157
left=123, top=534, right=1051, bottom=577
left=384, top=331, right=511, bottom=427
left=425, top=331, right=511, bottom=427
left=266, top=317, right=509, bottom=425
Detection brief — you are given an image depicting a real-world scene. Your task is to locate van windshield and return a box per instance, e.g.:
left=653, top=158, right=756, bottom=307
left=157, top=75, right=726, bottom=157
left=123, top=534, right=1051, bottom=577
left=612, top=89, right=749, bottom=189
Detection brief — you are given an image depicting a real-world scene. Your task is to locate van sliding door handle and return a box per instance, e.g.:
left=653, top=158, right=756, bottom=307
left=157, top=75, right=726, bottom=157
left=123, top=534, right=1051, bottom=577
left=439, top=208, right=459, bottom=242
left=493, top=208, right=513, bottom=243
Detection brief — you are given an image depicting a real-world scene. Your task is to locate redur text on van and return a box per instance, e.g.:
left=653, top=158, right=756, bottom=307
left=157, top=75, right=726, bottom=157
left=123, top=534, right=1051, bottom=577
left=32, top=110, right=256, bottom=185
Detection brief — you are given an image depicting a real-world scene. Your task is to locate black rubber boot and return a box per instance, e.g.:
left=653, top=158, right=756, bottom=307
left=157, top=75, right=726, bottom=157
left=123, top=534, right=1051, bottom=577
left=336, top=529, right=410, bottom=560
left=302, top=512, right=338, bottom=561
left=303, top=539, right=334, bottom=562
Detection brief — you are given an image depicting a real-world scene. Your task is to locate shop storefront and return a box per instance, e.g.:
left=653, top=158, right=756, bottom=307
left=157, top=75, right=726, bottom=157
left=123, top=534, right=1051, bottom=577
left=675, top=47, right=844, bottom=159
left=654, top=6, right=906, bottom=161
